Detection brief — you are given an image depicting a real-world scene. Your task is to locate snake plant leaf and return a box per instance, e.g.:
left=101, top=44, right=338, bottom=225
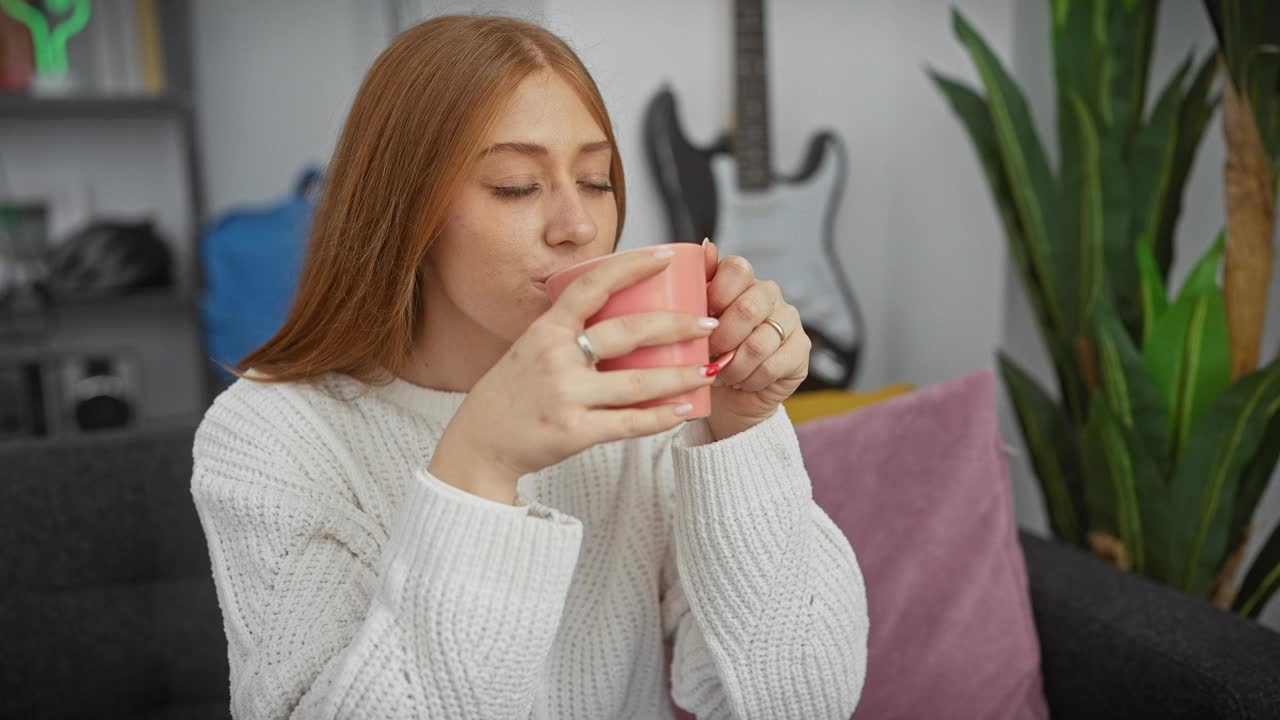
left=1157, top=53, right=1219, bottom=278
left=1234, top=520, right=1280, bottom=619
left=1083, top=91, right=1143, bottom=335
left=1142, top=285, right=1231, bottom=460
left=1227, top=410, right=1280, bottom=580
left=929, top=74, right=1020, bottom=242
left=931, top=72, right=1090, bottom=427
left=1000, top=352, right=1084, bottom=544
left=1174, top=230, right=1225, bottom=304
left=1136, top=237, right=1169, bottom=348
left=1051, top=0, right=1069, bottom=28
left=1131, top=55, right=1191, bottom=273
left=1171, top=356, right=1280, bottom=596
left=1118, top=0, right=1157, bottom=134
left=930, top=73, right=1039, bottom=324
left=954, top=9, right=1067, bottom=335
left=1066, top=93, right=1111, bottom=339
left=1083, top=396, right=1155, bottom=575
left=1095, top=302, right=1171, bottom=475
left=1099, top=0, right=1160, bottom=140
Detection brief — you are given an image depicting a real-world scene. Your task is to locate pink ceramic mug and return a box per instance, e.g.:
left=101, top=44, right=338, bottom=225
left=545, top=242, right=714, bottom=418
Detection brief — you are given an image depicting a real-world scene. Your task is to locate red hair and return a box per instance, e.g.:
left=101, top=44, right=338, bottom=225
left=236, top=15, right=626, bottom=384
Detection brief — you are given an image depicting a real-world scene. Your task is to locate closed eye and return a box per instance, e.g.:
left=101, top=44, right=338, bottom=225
left=493, top=185, right=539, bottom=199
left=491, top=182, right=614, bottom=200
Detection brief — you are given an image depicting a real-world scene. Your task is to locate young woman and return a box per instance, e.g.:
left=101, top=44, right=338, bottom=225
left=192, top=14, right=867, bottom=720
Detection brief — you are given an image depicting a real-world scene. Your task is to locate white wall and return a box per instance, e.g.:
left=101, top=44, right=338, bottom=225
left=545, top=0, right=1015, bottom=394
left=192, top=0, right=391, bottom=218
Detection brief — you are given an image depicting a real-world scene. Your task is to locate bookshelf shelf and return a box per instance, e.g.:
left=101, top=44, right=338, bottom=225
left=0, top=92, right=192, bottom=118
left=0, top=0, right=215, bottom=440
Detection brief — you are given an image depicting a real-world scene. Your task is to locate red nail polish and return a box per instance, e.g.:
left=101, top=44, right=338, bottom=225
left=700, top=363, right=720, bottom=377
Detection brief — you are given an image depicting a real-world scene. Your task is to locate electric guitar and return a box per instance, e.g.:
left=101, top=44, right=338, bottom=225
left=642, top=0, right=864, bottom=391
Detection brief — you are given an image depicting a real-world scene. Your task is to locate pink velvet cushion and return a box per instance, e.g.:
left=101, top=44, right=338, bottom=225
left=796, top=368, right=1048, bottom=719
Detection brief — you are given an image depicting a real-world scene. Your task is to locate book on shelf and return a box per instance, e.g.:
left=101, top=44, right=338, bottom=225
left=0, top=7, right=33, bottom=92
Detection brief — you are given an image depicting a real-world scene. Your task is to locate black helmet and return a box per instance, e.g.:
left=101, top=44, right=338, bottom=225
left=45, top=220, right=172, bottom=301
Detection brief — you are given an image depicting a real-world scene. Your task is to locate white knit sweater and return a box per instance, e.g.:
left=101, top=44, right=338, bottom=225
left=191, top=372, right=868, bottom=719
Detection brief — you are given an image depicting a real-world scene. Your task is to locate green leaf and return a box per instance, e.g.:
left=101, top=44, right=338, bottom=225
left=1171, top=357, right=1280, bottom=595
left=930, top=73, right=1030, bottom=298
left=1234, top=521, right=1280, bottom=620
left=1121, top=0, right=1158, bottom=137
left=954, top=9, right=1067, bottom=335
left=1157, top=53, right=1218, bottom=278
left=1066, top=92, right=1109, bottom=339
left=1143, top=287, right=1232, bottom=459
left=1095, top=302, right=1171, bottom=474
left=1052, top=0, right=1070, bottom=29
left=1000, top=352, right=1084, bottom=544
left=1136, top=237, right=1169, bottom=347
left=1227, top=411, right=1280, bottom=574
left=1083, top=397, right=1152, bottom=575
left=1052, top=0, right=1092, bottom=269
left=1097, top=0, right=1159, bottom=141
left=1130, top=54, right=1191, bottom=276
left=930, top=71, right=1089, bottom=428
left=1174, top=229, right=1225, bottom=304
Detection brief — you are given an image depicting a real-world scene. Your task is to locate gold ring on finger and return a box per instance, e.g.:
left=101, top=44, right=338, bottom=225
left=762, top=318, right=786, bottom=343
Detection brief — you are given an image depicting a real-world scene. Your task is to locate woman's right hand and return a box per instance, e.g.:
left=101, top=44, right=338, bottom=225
left=428, top=248, right=719, bottom=504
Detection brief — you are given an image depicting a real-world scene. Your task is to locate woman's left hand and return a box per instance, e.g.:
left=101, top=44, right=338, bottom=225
left=702, top=239, right=810, bottom=441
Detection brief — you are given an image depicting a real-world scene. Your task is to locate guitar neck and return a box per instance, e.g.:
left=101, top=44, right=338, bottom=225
left=734, top=0, right=772, bottom=192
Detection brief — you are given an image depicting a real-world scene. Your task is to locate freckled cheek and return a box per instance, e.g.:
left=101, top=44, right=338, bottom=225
left=441, top=196, right=544, bottom=290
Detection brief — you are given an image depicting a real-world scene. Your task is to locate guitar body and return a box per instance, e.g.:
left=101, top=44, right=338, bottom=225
left=642, top=87, right=727, bottom=244
left=643, top=86, right=861, bottom=390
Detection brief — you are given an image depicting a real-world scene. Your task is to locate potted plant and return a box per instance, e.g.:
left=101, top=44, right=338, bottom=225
left=931, top=0, right=1280, bottom=619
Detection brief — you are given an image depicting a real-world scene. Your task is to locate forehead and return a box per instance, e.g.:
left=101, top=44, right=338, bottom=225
left=483, top=71, right=605, bottom=149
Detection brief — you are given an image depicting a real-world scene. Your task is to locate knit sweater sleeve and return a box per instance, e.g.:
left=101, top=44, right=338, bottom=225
left=655, top=406, right=868, bottom=719
left=190, top=383, right=583, bottom=719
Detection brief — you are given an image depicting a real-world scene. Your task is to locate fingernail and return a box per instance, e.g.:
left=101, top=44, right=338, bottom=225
left=698, top=317, right=719, bottom=329
left=699, top=363, right=720, bottom=377
left=653, top=249, right=675, bottom=260
left=702, top=237, right=710, bottom=247
left=673, top=403, right=694, bottom=416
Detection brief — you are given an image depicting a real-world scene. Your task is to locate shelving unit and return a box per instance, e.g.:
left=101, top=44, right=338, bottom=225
left=0, top=0, right=213, bottom=441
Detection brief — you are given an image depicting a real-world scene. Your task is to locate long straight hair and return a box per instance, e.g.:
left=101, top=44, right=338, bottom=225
left=237, top=15, right=626, bottom=384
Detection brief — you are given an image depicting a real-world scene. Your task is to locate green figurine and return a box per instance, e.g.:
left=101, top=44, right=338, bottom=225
left=0, top=0, right=92, bottom=92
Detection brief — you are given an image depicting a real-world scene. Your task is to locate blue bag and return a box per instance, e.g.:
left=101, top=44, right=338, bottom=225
left=200, top=167, right=321, bottom=385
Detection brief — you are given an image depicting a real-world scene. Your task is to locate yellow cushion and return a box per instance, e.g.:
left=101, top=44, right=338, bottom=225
left=783, top=384, right=916, bottom=425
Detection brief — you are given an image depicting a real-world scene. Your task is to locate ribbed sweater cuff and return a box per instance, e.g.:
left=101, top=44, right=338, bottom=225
left=670, top=406, right=811, bottom=516
left=378, top=468, right=584, bottom=627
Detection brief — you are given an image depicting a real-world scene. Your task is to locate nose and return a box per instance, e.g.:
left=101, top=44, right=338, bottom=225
left=544, top=182, right=597, bottom=247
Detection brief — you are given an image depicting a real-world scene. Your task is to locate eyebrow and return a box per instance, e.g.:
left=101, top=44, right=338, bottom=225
left=479, top=140, right=612, bottom=159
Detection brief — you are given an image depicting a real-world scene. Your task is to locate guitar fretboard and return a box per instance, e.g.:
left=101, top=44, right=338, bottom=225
left=734, top=0, right=772, bottom=191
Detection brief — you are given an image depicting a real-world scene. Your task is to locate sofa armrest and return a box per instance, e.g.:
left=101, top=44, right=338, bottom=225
left=1018, top=530, right=1280, bottom=720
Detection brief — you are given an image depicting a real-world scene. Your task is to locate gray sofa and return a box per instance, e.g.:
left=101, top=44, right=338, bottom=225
left=2, top=420, right=1279, bottom=719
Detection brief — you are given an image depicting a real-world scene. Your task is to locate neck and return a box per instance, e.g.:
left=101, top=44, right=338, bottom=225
left=398, top=292, right=509, bottom=394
